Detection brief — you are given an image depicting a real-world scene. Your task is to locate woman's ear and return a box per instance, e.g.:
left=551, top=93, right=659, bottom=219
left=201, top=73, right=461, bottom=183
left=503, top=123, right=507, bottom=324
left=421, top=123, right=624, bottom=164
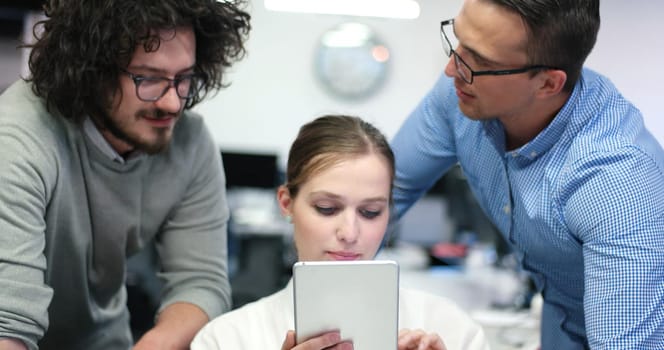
left=276, top=185, right=292, bottom=217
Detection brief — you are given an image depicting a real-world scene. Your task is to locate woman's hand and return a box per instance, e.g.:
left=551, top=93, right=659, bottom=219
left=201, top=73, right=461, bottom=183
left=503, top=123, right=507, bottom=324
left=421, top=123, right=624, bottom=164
left=281, top=330, right=353, bottom=350
left=398, top=328, right=447, bottom=350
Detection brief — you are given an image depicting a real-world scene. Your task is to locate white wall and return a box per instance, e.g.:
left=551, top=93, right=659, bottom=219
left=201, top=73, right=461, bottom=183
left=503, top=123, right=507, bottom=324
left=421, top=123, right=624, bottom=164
left=586, top=1, right=663, bottom=141
left=195, top=0, right=462, bottom=167
left=195, top=0, right=664, bottom=169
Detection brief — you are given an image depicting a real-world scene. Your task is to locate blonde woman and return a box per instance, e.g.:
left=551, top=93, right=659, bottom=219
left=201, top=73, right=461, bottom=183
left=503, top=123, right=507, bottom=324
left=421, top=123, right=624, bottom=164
left=192, top=115, right=489, bottom=350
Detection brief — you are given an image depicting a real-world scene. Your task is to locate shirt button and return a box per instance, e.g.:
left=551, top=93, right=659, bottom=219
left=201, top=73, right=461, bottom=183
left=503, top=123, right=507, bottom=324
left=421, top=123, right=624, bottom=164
left=503, top=205, right=511, bottom=214
left=530, top=151, right=537, bottom=158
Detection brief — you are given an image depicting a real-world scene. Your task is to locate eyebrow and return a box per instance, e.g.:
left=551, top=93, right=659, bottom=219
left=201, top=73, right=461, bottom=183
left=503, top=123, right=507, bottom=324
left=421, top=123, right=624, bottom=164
left=126, top=64, right=196, bottom=75
left=308, top=191, right=389, bottom=204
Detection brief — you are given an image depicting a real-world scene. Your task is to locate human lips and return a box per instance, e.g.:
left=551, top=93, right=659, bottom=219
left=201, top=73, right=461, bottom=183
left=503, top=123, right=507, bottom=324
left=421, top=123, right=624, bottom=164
left=327, top=251, right=361, bottom=261
left=455, top=85, right=474, bottom=101
left=142, top=114, right=176, bottom=128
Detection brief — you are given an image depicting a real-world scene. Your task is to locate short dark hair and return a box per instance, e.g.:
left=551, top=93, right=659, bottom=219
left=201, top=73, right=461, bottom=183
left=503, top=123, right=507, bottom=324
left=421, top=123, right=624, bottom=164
left=285, top=115, right=395, bottom=201
left=24, top=0, right=251, bottom=123
left=489, top=0, right=600, bottom=91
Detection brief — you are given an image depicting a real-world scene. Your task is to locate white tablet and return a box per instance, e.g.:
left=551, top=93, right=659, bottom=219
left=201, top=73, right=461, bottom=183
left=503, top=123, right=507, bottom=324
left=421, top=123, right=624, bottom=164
left=292, top=260, right=399, bottom=350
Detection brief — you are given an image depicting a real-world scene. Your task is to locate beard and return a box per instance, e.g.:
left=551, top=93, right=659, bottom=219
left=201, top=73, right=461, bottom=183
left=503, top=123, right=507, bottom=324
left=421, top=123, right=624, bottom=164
left=96, top=108, right=177, bottom=155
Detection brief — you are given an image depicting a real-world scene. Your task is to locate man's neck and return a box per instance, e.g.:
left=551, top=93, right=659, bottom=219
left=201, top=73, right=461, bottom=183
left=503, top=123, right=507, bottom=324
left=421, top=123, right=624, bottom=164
left=90, top=115, right=135, bottom=156
left=502, top=92, right=570, bottom=150
left=99, top=128, right=135, bottom=158
left=84, top=117, right=135, bottom=162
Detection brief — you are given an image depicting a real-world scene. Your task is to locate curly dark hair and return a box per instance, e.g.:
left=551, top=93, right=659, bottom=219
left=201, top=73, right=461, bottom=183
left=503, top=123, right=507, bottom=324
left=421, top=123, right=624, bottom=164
left=24, top=0, right=251, bottom=123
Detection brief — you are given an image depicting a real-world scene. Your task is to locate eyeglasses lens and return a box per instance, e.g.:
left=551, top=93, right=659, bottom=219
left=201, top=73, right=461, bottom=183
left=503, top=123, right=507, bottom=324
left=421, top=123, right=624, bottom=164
left=137, top=77, right=196, bottom=101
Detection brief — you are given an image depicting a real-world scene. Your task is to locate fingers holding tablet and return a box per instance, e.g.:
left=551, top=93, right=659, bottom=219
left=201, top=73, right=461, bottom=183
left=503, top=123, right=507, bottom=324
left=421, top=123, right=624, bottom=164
left=281, top=330, right=354, bottom=350
left=398, top=329, right=447, bottom=350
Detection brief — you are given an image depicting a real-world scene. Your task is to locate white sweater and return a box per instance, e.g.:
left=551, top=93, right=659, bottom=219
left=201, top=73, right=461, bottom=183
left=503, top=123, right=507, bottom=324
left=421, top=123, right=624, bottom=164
left=192, top=279, right=490, bottom=350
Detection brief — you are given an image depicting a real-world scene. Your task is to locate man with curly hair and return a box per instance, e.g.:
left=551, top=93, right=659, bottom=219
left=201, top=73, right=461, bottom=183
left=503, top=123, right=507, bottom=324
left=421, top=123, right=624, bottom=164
left=0, top=1, right=251, bottom=349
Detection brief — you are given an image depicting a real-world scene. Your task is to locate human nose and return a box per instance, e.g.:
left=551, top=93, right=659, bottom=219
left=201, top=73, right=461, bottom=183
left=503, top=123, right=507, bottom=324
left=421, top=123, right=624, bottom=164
left=336, top=212, right=360, bottom=243
left=154, top=85, right=183, bottom=113
left=443, top=53, right=457, bottom=79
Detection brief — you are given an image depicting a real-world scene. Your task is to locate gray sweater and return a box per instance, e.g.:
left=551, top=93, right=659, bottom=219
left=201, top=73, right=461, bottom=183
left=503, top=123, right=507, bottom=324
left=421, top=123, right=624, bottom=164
left=0, top=80, right=231, bottom=349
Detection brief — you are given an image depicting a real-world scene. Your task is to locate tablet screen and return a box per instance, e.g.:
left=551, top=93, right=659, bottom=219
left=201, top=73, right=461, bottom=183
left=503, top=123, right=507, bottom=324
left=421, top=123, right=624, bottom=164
left=293, top=260, right=399, bottom=349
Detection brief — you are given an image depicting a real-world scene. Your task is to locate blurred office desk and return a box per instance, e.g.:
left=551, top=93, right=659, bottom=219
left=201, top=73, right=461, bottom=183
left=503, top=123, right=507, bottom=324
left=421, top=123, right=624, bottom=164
left=229, top=220, right=292, bottom=308
left=230, top=228, right=289, bottom=308
left=377, top=245, right=540, bottom=350
left=227, top=188, right=293, bottom=308
left=470, top=308, right=540, bottom=350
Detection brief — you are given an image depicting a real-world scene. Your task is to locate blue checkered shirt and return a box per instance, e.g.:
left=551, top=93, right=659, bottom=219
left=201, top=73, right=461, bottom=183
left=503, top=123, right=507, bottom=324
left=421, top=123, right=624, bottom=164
left=391, top=68, right=664, bottom=349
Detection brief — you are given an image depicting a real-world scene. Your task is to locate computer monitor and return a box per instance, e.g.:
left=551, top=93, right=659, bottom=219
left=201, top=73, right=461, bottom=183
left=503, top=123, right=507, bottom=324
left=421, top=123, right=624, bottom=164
left=220, top=150, right=279, bottom=189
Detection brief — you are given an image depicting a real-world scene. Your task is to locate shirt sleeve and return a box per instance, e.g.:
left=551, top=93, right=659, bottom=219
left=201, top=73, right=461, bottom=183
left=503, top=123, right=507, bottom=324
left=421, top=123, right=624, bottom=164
left=154, top=118, right=232, bottom=320
left=561, top=145, right=664, bottom=348
left=0, top=109, right=56, bottom=349
left=390, top=74, right=460, bottom=219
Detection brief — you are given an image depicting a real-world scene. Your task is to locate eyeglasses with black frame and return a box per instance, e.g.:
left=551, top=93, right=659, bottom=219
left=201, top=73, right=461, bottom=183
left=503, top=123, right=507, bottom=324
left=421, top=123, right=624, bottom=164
left=440, top=19, right=558, bottom=84
left=120, top=69, right=201, bottom=102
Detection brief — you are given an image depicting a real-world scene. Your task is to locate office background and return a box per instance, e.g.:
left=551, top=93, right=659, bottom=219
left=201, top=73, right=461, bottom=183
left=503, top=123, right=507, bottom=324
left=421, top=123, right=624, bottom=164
left=2, top=1, right=662, bottom=159
left=1, top=1, right=662, bottom=348
left=192, top=0, right=664, bottom=170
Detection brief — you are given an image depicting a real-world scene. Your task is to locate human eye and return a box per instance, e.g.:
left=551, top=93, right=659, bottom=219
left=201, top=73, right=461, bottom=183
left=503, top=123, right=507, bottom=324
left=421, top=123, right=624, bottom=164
left=471, top=55, right=491, bottom=68
left=174, top=74, right=193, bottom=84
left=137, top=75, right=165, bottom=87
left=359, top=208, right=382, bottom=219
left=457, top=47, right=490, bottom=69
left=315, top=205, right=339, bottom=216
left=177, top=74, right=200, bottom=94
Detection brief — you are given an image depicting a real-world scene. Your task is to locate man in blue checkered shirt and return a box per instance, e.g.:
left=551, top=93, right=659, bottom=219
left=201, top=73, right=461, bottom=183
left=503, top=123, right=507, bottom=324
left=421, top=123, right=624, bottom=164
left=391, top=0, right=664, bottom=349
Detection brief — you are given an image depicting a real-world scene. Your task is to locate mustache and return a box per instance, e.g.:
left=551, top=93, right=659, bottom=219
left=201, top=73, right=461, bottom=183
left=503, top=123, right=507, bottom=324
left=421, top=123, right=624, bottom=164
left=137, top=109, right=177, bottom=119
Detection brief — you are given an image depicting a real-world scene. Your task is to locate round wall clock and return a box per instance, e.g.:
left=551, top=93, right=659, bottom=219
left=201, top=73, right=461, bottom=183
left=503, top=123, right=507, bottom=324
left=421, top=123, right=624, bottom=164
left=314, top=22, right=390, bottom=100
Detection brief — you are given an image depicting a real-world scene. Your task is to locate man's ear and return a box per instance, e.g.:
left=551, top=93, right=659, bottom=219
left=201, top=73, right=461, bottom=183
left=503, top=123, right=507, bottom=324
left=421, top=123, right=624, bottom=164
left=536, top=69, right=567, bottom=98
left=276, top=185, right=292, bottom=216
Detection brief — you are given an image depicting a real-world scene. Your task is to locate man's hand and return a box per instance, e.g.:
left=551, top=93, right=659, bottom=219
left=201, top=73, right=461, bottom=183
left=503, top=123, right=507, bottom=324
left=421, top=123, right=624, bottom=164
left=133, top=302, right=209, bottom=350
left=281, top=330, right=353, bottom=350
left=398, top=328, right=447, bottom=350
